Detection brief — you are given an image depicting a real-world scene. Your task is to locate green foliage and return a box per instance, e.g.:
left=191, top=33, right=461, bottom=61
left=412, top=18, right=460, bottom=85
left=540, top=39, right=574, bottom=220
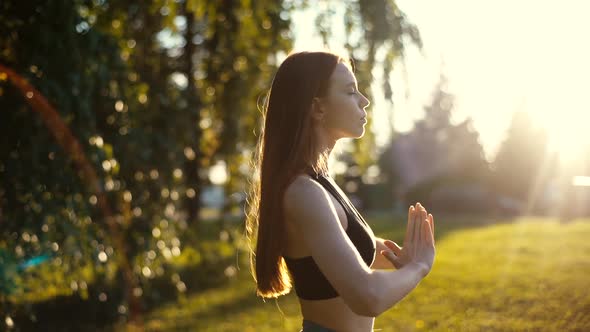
left=0, top=0, right=132, bottom=312
left=0, top=0, right=293, bottom=326
left=310, top=0, right=422, bottom=173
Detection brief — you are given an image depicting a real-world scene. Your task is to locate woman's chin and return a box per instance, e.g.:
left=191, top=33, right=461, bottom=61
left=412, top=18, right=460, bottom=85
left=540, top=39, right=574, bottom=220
left=356, top=125, right=366, bottom=137
left=342, top=133, right=364, bottom=140
left=339, top=127, right=365, bottom=139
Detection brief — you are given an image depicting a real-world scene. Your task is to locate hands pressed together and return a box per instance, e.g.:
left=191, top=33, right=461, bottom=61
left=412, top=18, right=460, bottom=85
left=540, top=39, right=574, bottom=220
left=380, top=203, right=436, bottom=277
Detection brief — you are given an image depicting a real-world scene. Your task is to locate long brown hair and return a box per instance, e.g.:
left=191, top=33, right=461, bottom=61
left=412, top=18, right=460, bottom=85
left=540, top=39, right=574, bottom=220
left=246, top=51, right=351, bottom=298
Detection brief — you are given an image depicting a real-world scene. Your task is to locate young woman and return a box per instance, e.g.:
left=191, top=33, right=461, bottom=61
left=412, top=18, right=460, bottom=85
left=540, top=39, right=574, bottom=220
left=246, top=51, right=436, bottom=332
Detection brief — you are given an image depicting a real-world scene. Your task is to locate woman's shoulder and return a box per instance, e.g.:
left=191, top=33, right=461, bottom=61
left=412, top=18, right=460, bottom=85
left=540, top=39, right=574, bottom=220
left=286, top=172, right=320, bottom=197
left=283, top=173, right=328, bottom=215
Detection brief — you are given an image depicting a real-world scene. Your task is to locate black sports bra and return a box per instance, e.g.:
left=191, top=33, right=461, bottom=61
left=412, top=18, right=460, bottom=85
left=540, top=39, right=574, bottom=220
left=283, top=172, right=376, bottom=300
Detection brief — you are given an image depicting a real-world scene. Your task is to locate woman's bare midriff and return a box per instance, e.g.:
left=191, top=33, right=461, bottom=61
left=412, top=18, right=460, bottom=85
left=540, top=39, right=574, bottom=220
left=299, top=297, right=375, bottom=332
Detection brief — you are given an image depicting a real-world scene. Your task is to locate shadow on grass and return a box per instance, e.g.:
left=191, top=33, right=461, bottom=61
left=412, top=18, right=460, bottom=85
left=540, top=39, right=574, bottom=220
left=8, top=254, right=236, bottom=331
left=145, top=285, right=268, bottom=331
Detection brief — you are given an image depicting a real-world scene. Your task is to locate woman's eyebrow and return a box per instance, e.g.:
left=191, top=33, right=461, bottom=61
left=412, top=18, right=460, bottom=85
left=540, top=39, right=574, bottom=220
left=345, top=82, right=357, bottom=88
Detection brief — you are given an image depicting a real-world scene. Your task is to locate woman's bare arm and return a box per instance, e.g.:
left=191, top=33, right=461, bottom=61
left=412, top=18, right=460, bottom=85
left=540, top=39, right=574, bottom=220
left=283, top=175, right=434, bottom=317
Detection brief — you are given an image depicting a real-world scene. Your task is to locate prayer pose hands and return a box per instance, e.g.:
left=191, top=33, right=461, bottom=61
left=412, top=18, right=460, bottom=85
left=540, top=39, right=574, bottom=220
left=381, top=203, right=435, bottom=276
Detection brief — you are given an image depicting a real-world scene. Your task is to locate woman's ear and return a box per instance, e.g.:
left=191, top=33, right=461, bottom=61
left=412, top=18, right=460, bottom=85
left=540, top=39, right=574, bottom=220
left=311, top=97, right=326, bottom=123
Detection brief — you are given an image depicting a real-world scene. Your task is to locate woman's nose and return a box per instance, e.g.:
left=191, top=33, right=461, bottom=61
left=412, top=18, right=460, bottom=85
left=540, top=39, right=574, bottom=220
left=360, top=93, right=370, bottom=108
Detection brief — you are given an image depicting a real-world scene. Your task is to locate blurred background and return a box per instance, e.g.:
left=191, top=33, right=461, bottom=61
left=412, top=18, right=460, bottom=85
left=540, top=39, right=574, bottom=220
left=1, top=0, right=589, bottom=331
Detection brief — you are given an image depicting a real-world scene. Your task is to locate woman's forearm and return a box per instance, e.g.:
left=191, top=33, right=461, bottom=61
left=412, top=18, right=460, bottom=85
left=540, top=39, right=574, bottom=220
left=365, top=262, right=426, bottom=316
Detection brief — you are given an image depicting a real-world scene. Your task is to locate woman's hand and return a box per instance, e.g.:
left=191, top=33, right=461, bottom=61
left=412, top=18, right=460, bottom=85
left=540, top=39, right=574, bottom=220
left=380, top=203, right=435, bottom=276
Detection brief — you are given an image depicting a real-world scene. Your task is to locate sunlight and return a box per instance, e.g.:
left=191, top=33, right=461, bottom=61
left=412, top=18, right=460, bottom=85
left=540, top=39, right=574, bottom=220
left=524, top=102, right=590, bottom=165
left=209, top=160, right=228, bottom=185
left=573, top=176, right=590, bottom=187
left=524, top=45, right=590, bottom=165
left=386, top=0, right=590, bottom=163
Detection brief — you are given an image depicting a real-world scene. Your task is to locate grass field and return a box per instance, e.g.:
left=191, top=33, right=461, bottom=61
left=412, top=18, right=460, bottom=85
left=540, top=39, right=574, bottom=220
left=132, top=214, right=590, bottom=331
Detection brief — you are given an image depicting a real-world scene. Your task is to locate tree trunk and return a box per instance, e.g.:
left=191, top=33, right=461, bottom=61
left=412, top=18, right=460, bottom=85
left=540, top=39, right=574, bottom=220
left=182, top=3, right=204, bottom=229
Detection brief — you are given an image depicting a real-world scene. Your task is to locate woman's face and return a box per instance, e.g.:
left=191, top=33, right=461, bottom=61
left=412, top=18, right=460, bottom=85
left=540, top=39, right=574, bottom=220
left=318, top=62, right=370, bottom=139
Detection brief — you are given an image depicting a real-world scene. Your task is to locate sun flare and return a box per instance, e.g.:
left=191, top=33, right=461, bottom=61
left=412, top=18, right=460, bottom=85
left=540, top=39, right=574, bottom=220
left=525, top=78, right=590, bottom=165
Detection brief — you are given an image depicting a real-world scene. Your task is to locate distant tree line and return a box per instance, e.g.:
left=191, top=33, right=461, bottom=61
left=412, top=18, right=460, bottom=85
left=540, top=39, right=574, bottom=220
left=378, top=74, right=589, bottom=217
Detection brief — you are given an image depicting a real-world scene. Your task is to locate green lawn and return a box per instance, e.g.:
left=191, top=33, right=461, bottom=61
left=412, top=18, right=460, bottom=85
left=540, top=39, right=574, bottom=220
left=130, top=214, right=590, bottom=331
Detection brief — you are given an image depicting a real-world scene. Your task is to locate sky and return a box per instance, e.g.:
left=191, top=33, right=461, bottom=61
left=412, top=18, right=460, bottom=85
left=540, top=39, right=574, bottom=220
left=290, top=0, right=590, bottom=161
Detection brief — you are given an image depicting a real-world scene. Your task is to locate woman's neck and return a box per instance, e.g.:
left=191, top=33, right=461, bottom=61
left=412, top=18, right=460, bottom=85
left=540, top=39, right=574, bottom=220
left=314, top=124, right=337, bottom=158
left=306, top=124, right=338, bottom=178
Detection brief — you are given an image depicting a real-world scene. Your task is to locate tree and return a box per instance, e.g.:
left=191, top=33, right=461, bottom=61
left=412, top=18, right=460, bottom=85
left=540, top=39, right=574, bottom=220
left=197, top=0, right=292, bottom=230
left=307, top=0, right=422, bottom=176
left=0, top=0, right=293, bottom=326
left=382, top=74, right=490, bottom=210
left=492, top=110, right=554, bottom=213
